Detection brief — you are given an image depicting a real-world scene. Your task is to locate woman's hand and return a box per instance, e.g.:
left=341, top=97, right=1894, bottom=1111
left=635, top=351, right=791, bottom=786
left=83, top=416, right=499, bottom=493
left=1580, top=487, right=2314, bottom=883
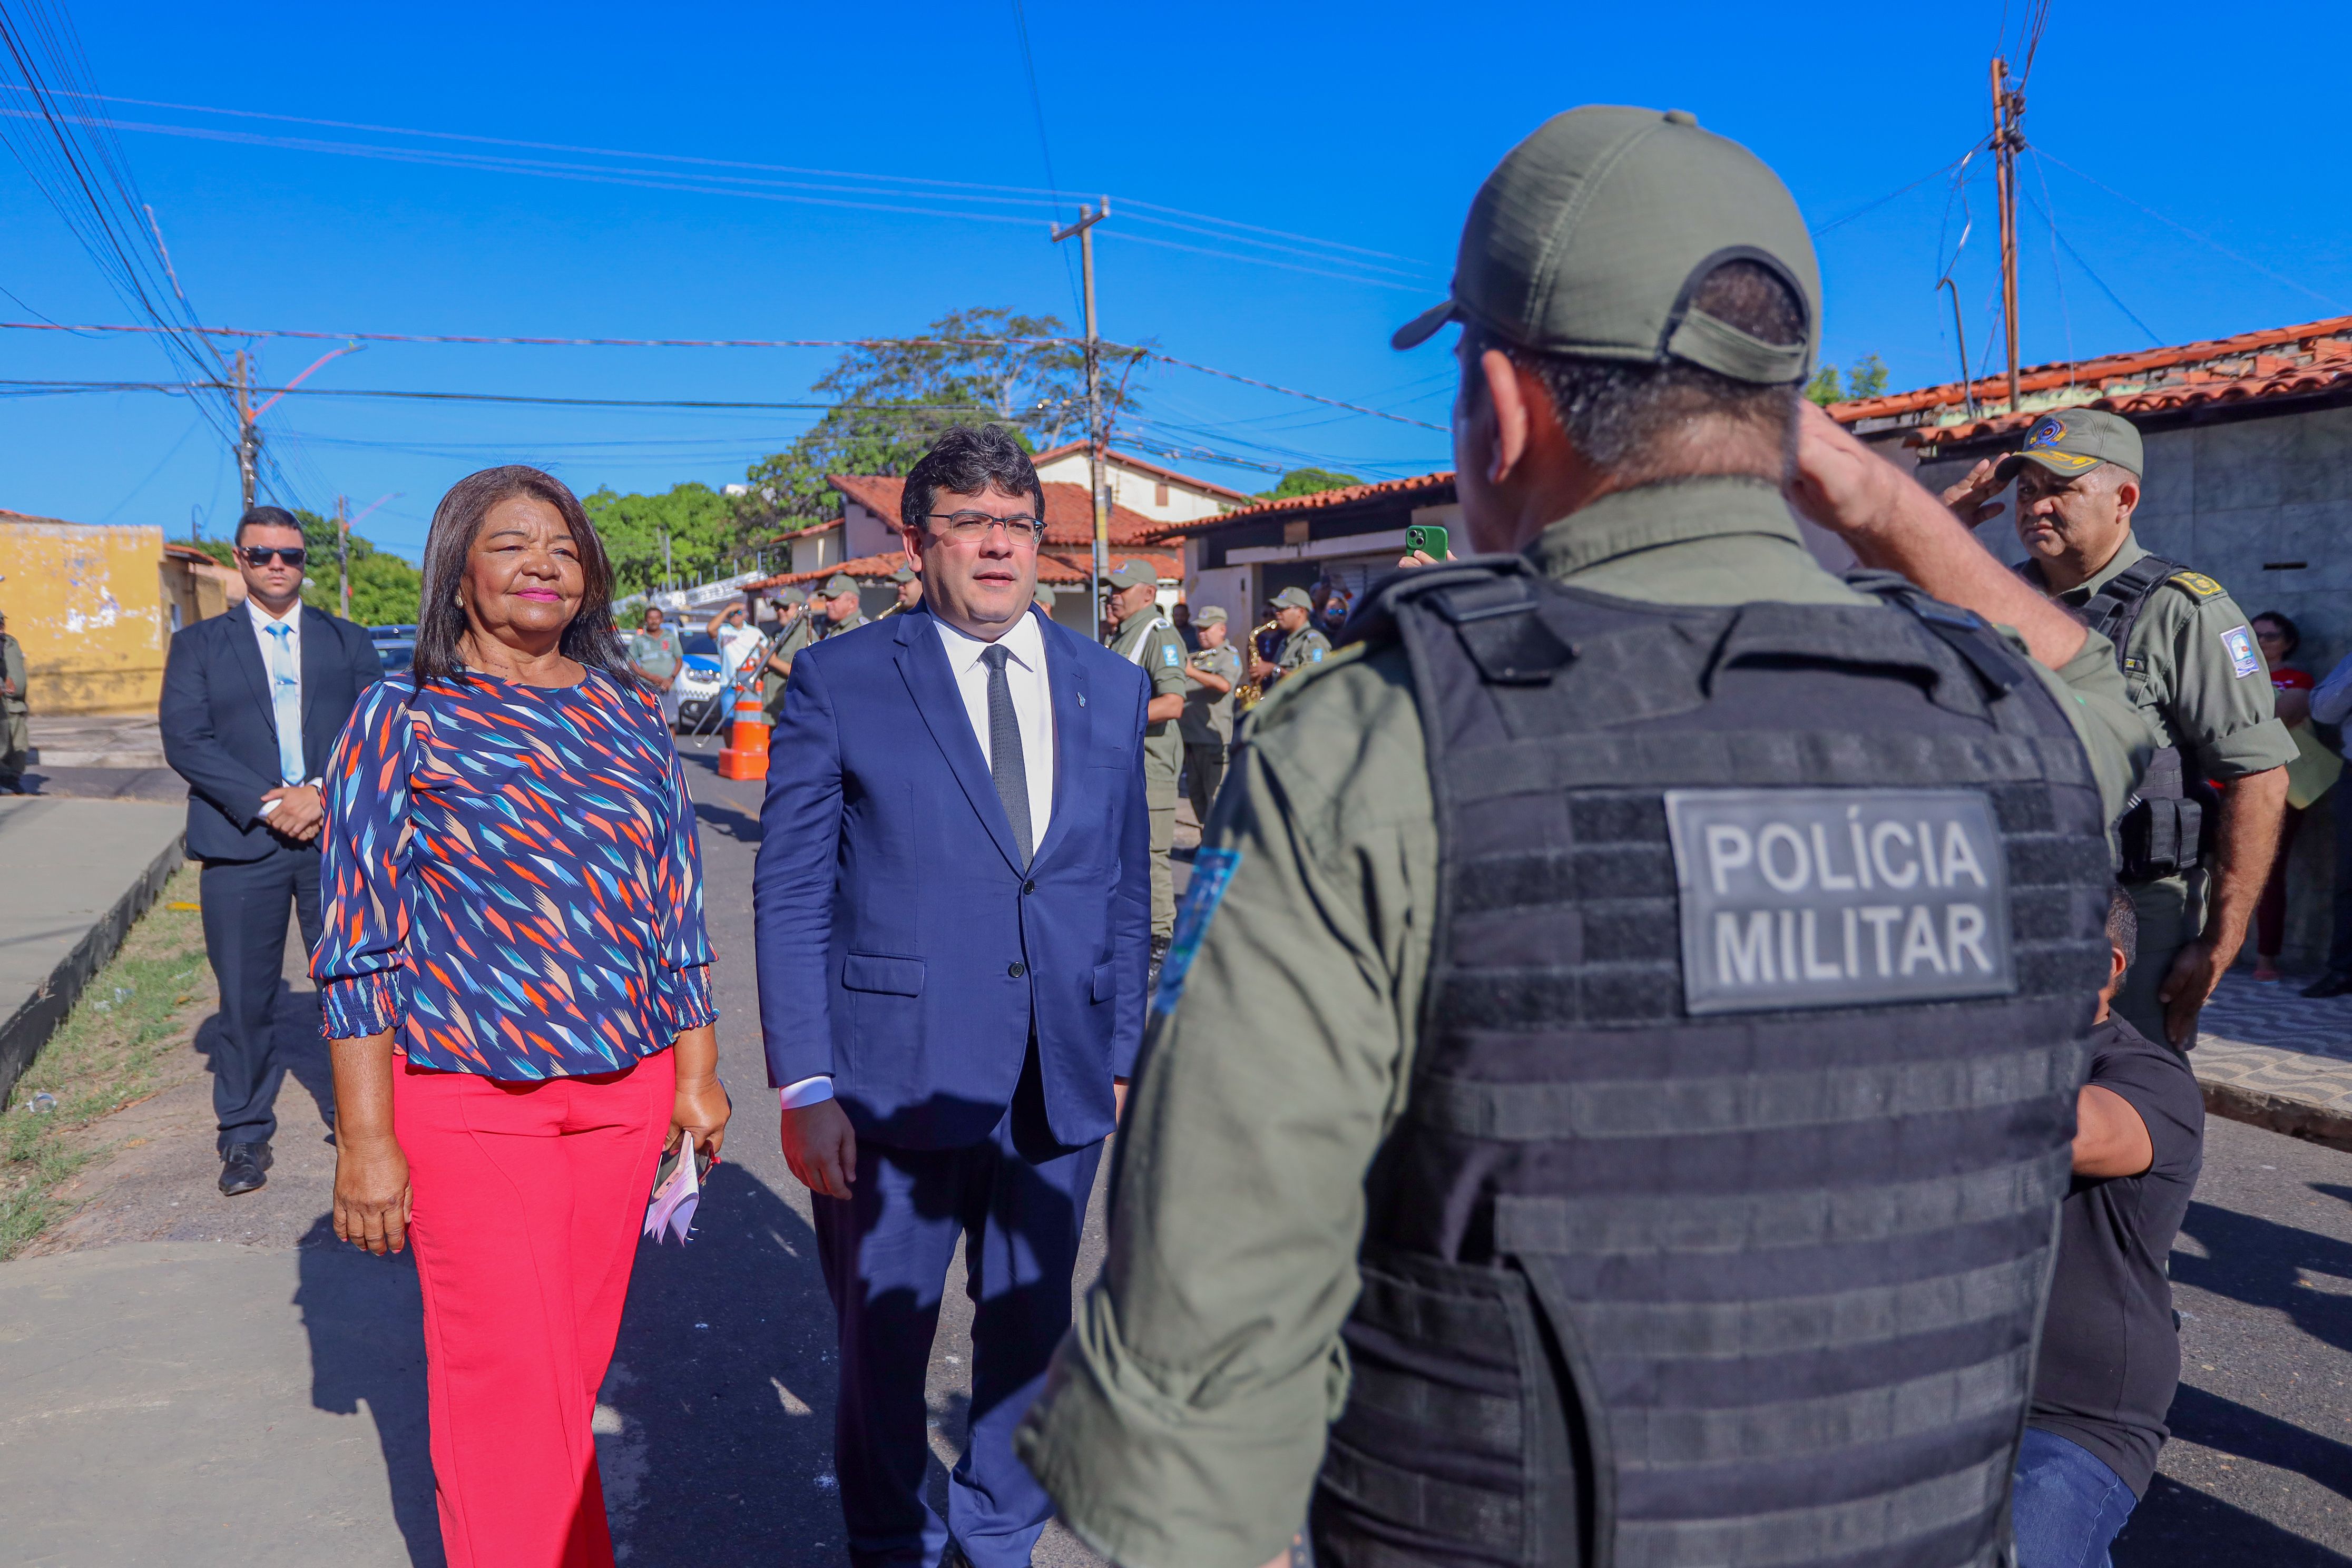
left=334, top=1131, right=413, bottom=1255
left=670, top=1023, right=729, bottom=1163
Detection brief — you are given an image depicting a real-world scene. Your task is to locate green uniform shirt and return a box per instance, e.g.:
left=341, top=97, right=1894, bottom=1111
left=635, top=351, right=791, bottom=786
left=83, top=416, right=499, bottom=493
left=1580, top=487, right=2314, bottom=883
left=1, top=632, right=26, bottom=713
left=815, top=610, right=868, bottom=641
left=1273, top=623, right=1333, bottom=680
left=1112, top=606, right=1189, bottom=789
left=1017, top=477, right=2157, bottom=1568
left=1178, top=642, right=1243, bottom=747
left=2023, top=535, right=2295, bottom=782
left=762, top=615, right=816, bottom=714
left=626, top=624, right=684, bottom=683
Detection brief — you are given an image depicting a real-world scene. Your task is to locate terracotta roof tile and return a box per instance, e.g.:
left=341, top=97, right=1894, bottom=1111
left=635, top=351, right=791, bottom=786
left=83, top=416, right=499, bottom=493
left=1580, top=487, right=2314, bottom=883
left=826, top=475, right=1164, bottom=548
left=1142, top=471, right=1456, bottom=542
left=1829, top=313, right=2352, bottom=439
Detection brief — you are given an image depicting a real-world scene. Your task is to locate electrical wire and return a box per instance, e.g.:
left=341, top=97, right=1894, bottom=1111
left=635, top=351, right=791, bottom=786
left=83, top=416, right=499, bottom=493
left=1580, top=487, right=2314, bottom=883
left=2016, top=181, right=2163, bottom=347
left=1809, top=143, right=1985, bottom=239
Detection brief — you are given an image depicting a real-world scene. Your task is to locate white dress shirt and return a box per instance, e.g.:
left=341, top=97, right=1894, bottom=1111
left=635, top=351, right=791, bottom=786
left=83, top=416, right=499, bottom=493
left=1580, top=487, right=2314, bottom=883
left=247, top=598, right=316, bottom=809
left=781, top=608, right=1060, bottom=1112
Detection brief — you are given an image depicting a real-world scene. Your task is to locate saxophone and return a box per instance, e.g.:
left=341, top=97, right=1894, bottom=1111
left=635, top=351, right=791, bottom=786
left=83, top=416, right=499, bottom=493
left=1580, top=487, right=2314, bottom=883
left=1234, top=618, right=1280, bottom=711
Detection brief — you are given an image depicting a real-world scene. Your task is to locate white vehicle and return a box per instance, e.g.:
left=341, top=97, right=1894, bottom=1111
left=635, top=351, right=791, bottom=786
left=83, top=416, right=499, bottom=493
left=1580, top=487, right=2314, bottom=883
left=671, top=629, right=732, bottom=733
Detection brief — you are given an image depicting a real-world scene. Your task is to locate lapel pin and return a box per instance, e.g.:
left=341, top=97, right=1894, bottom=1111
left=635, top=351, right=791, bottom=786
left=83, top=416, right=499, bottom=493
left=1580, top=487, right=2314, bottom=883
left=1077, top=691, right=1087, bottom=707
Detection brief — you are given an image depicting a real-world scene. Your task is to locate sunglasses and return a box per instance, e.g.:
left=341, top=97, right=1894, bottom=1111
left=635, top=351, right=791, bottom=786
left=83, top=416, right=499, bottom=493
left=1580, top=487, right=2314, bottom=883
left=240, top=546, right=307, bottom=567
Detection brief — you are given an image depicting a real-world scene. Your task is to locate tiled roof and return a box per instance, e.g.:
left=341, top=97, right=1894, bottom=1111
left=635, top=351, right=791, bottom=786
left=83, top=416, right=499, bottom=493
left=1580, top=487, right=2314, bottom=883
left=1143, top=471, right=1457, bottom=542
left=1030, top=442, right=1257, bottom=505
left=1829, top=313, right=2352, bottom=447
left=827, top=475, right=1163, bottom=548
left=754, top=547, right=1179, bottom=591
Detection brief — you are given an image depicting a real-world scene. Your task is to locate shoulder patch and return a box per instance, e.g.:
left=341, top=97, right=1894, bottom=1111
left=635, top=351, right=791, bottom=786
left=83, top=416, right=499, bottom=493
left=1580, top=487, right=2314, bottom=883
left=2169, top=571, right=2226, bottom=599
left=1309, top=647, right=1325, bottom=662
left=2220, top=624, right=2260, bottom=679
left=1153, top=846, right=1241, bottom=1017
left=1162, top=643, right=1180, bottom=668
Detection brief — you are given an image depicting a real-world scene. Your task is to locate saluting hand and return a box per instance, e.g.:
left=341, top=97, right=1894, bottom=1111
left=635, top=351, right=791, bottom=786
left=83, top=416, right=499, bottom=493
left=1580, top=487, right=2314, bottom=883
left=1939, top=457, right=2010, bottom=529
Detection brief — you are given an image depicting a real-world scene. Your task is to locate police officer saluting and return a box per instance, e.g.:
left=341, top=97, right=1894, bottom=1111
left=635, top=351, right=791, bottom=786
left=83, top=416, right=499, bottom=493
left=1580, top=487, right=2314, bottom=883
left=1945, top=409, right=2292, bottom=1050
left=1248, top=585, right=1331, bottom=689
left=1178, top=605, right=1243, bottom=825
left=1102, top=558, right=1189, bottom=975
left=1020, top=105, right=2152, bottom=1568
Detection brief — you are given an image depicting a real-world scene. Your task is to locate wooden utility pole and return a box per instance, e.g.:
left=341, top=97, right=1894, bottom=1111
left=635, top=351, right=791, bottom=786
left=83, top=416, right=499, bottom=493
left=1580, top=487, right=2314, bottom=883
left=336, top=494, right=351, bottom=618
left=232, top=349, right=260, bottom=511
left=1052, top=200, right=1111, bottom=640
left=1991, top=58, right=2026, bottom=415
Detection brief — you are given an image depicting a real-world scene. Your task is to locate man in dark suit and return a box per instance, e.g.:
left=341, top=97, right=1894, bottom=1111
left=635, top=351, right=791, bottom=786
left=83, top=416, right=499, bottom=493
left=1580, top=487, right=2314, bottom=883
left=755, top=425, right=1151, bottom=1568
left=160, top=507, right=383, bottom=1195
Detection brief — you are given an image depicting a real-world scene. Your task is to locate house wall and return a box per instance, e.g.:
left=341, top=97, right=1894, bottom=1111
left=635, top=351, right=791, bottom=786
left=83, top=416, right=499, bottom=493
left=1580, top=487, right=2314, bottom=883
left=790, top=527, right=844, bottom=576
left=0, top=519, right=168, bottom=714
left=1893, top=400, right=2352, bottom=973
left=1032, top=452, right=1234, bottom=524
left=843, top=502, right=896, bottom=560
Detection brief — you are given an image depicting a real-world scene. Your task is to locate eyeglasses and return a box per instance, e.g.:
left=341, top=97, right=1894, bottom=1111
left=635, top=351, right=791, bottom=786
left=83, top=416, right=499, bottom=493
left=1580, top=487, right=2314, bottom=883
left=240, top=546, right=307, bottom=567
left=928, top=512, right=1046, bottom=545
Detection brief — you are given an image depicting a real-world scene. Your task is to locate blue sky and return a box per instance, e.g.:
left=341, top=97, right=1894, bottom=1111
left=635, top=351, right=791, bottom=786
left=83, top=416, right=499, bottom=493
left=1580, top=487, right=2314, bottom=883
left=6, top=0, right=2348, bottom=561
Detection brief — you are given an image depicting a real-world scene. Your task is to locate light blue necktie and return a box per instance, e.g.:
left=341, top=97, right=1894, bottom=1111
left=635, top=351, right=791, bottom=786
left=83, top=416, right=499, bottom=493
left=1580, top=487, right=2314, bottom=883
left=263, top=622, right=305, bottom=785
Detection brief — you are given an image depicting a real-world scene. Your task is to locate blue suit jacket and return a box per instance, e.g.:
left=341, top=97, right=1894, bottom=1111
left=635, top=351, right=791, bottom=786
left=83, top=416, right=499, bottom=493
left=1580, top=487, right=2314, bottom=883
left=158, top=605, right=384, bottom=864
left=753, top=604, right=1152, bottom=1150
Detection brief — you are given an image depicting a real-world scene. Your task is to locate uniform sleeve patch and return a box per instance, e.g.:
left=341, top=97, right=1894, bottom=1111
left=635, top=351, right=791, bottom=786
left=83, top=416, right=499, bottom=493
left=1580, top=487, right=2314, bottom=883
left=2171, top=571, right=2226, bottom=599
left=1152, top=847, right=1241, bottom=1017
left=1162, top=643, right=1180, bottom=668
left=2221, top=624, right=2260, bottom=679
left=1309, top=648, right=1325, bottom=662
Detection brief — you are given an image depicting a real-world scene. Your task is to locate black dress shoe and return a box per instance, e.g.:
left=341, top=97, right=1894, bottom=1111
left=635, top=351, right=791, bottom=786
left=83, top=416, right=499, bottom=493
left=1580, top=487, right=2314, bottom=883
left=2303, top=973, right=2352, bottom=999
left=219, top=1141, right=273, bottom=1195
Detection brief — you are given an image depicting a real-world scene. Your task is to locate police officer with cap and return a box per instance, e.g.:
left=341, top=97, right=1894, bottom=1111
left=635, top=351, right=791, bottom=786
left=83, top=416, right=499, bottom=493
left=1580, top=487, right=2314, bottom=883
left=813, top=572, right=869, bottom=641
left=1178, top=605, right=1242, bottom=825
left=1248, top=585, right=1331, bottom=689
left=879, top=563, right=924, bottom=619
left=1020, top=104, right=2153, bottom=1568
left=1944, top=408, right=2292, bottom=1048
left=761, top=585, right=814, bottom=722
left=1102, top=557, right=1189, bottom=969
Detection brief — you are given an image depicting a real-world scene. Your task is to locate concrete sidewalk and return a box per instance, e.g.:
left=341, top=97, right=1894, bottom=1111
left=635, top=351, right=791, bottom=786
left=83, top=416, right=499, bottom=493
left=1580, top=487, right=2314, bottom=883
left=0, top=797, right=184, bottom=1104
left=2196, top=974, right=2352, bottom=1149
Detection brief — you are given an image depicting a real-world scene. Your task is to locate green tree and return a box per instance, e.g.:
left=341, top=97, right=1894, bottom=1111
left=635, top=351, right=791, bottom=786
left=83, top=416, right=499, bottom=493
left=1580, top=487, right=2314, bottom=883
left=288, top=509, right=424, bottom=625
left=1258, top=467, right=1363, bottom=500
left=739, top=307, right=1140, bottom=534
left=1805, top=355, right=1892, bottom=407
left=581, top=482, right=740, bottom=596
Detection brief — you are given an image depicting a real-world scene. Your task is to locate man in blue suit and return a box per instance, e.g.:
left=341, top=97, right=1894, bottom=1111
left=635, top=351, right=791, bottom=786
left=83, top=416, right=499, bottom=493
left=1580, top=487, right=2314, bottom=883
left=159, top=507, right=383, bottom=1195
left=755, top=424, right=1151, bottom=1568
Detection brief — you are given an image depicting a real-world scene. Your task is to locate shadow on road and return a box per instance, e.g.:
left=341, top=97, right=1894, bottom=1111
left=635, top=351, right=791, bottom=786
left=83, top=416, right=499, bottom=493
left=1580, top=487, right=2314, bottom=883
left=189, top=981, right=338, bottom=1143
left=2173, top=1198, right=2352, bottom=1357
left=691, top=799, right=764, bottom=844
left=293, top=1213, right=444, bottom=1567
left=2166, top=1382, right=2352, bottom=1502
left=2118, top=1473, right=2352, bottom=1566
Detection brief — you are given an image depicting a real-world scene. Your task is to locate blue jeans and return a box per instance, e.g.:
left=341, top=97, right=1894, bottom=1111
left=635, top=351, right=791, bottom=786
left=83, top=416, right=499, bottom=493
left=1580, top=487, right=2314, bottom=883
left=2013, top=1427, right=2140, bottom=1568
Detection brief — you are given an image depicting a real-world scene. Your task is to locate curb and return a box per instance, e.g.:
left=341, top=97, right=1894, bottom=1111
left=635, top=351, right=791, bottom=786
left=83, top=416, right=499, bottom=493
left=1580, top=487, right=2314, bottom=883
left=0, top=832, right=185, bottom=1106
left=2200, top=1080, right=2352, bottom=1154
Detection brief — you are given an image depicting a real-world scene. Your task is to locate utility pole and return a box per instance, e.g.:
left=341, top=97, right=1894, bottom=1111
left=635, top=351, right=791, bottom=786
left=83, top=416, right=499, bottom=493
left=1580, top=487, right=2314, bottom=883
left=336, top=494, right=351, bottom=619
left=232, top=349, right=260, bottom=511
left=1052, top=199, right=1111, bottom=640
left=1991, top=57, right=2026, bottom=416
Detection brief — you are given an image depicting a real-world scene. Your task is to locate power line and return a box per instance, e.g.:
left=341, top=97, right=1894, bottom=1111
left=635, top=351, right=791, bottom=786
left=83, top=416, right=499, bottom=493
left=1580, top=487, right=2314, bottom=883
left=1140, top=354, right=1447, bottom=430
left=2017, top=178, right=2163, bottom=347
left=1809, top=144, right=1985, bottom=239
left=0, top=377, right=1020, bottom=412
left=2035, top=148, right=2346, bottom=311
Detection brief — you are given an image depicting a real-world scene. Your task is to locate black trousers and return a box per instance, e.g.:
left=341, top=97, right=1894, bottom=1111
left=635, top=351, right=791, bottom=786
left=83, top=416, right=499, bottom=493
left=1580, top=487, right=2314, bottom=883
left=199, top=842, right=321, bottom=1151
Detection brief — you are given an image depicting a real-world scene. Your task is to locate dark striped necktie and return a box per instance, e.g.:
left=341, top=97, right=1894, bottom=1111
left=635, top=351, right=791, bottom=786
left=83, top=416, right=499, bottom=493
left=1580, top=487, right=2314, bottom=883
left=980, top=644, right=1033, bottom=864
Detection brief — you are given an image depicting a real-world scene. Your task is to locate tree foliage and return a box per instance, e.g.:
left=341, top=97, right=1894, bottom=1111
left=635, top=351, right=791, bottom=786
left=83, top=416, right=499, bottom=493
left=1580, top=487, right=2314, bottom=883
left=282, top=509, right=426, bottom=625
left=738, top=308, right=1141, bottom=534
left=1258, top=467, right=1363, bottom=500
left=1805, top=354, right=1891, bottom=407
left=581, top=482, right=741, bottom=595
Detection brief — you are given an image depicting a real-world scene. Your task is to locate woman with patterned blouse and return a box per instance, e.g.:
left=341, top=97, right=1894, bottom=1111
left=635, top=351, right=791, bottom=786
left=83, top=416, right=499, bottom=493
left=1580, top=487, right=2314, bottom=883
left=317, top=465, right=729, bottom=1568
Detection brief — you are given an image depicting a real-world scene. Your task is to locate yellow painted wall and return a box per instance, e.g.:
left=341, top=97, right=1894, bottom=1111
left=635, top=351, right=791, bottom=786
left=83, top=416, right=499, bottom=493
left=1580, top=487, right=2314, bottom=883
left=0, top=517, right=168, bottom=715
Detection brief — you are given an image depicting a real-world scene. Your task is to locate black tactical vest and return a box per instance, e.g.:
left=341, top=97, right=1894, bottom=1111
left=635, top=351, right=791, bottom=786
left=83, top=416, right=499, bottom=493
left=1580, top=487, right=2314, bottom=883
left=1312, top=561, right=2114, bottom=1568
left=2068, top=552, right=2209, bottom=883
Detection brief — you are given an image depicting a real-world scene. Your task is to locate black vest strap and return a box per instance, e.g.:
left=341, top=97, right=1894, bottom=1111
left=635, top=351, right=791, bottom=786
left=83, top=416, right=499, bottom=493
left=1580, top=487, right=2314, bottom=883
left=2076, top=552, right=2183, bottom=656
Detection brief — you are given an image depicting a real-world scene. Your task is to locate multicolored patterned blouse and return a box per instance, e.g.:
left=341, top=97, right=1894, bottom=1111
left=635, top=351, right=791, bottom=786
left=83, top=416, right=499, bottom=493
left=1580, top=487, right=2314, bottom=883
left=314, top=667, right=717, bottom=1077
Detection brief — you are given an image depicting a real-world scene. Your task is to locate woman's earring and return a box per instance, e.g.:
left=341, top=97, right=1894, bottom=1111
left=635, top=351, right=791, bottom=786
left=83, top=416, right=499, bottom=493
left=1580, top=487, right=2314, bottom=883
left=452, top=594, right=463, bottom=608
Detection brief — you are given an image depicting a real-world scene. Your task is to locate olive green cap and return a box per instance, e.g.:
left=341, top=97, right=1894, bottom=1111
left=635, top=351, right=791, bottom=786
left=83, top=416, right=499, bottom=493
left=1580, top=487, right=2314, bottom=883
left=772, top=585, right=806, bottom=606
left=1393, top=105, right=1819, bottom=386
left=822, top=573, right=859, bottom=597
left=1100, top=560, right=1158, bottom=591
left=1033, top=583, right=1057, bottom=610
left=1193, top=604, right=1228, bottom=624
left=890, top=565, right=918, bottom=583
left=1994, top=408, right=2143, bottom=483
left=1270, top=586, right=1315, bottom=611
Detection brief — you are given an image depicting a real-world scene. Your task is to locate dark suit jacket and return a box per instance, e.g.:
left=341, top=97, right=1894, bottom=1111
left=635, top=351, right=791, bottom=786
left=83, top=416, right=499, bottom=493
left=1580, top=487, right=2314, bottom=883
left=753, top=605, right=1152, bottom=1151
left=159, top=604, right=384, bottom=863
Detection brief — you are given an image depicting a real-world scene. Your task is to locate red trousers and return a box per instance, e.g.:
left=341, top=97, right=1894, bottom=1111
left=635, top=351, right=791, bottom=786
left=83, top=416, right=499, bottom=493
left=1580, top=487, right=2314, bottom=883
left=394, top=1049, right=675, bottom=1568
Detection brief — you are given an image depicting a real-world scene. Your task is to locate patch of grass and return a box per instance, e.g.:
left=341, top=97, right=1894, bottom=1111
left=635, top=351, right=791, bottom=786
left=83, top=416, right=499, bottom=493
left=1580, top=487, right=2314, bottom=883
left=0, top=865, right=215, bottom=1258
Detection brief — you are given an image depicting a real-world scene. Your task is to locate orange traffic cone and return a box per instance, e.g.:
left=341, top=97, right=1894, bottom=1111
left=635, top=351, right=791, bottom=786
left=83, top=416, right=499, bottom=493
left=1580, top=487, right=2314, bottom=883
left=717, top=689, right=770, bottom=780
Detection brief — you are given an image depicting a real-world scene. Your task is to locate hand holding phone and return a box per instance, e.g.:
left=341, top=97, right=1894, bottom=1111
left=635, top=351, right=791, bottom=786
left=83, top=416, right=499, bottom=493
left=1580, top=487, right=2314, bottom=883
left=1403, top=524, right=1451, bottom=566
